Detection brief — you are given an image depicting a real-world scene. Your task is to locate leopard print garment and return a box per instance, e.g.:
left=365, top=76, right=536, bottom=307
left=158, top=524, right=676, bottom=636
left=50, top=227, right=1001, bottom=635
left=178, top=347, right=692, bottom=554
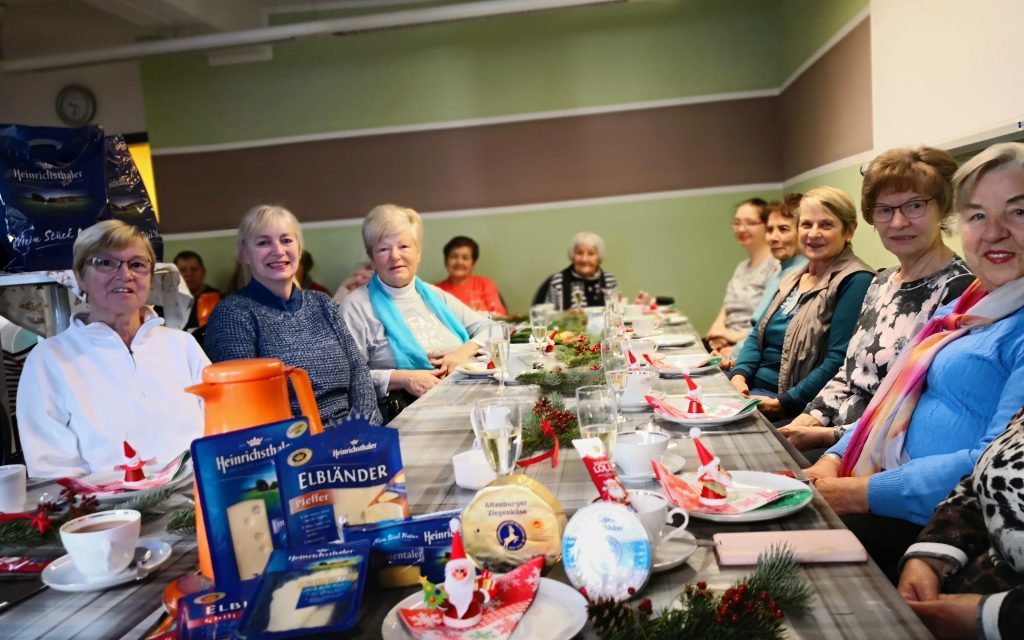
left=916, top=406, right=1024, bottom=635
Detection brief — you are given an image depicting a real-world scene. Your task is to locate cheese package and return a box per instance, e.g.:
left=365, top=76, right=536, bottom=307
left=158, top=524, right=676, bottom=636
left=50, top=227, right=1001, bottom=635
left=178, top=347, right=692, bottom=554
left=343, top=509, right=462, bottom=587
left=176, top=584, right=255, bottom=640
left=276, top=420, right=409, bottom=547
left=235, top=540, right=371, bottom=639
left=192, top=418, right=314, bottom=588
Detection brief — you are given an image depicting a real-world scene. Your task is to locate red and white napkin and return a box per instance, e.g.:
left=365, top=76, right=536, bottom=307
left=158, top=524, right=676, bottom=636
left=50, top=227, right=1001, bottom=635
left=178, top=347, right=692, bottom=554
left=644, top=395, right=757, bottom=420
left=57, top=450, right=191, bottom=495
left=399, top=557, right=545, bottom=640
left=652, top=460, right=781, bottom=515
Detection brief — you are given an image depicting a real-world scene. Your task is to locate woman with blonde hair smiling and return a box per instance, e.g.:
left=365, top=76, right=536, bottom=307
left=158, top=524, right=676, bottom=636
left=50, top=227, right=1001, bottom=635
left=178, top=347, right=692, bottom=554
left=205, top=205, right=381, bottom=425
left=341, top=204, right=494, bottom=404
left=18, top=220, right=208, bottom=477
left=730, top=187, right=875, bottom=421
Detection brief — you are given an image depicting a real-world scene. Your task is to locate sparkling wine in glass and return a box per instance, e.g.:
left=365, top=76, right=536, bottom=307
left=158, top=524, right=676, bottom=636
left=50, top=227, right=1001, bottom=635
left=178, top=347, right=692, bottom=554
left=486, top=322, right=512, bottom=395
left=470, top=398, right=524, bottom=476
left=575, top=385, right=618, bottom=460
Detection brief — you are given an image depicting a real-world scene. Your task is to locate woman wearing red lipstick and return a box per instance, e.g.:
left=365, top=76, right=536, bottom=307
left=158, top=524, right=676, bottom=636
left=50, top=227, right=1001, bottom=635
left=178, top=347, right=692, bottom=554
left=18, top=220, right=208, bottom=477
left=782, top=147, right=974, bottom=454
left=205, top=205, right=382, bottom=425
left=706, top=199, right=780, bottom=356
left=804, top=143, right=1024, bottom=583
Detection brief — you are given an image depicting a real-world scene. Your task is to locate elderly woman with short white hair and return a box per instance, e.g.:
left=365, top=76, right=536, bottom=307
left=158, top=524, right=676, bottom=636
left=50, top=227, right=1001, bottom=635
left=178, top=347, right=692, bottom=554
left=533, top=231, right=618, bottom=309
left=340, top=204, right=494, bottom=402
left=18, top=220, right=208, bottom=477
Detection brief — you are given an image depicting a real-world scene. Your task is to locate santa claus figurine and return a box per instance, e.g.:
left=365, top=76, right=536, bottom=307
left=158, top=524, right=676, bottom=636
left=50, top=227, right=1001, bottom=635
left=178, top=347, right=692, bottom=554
left=689, top=428, right=731, bottom=506
left=115, top=440, right=153, bottom=482
left=683, top=374, right=704, bottom=414
left=442, top=518, right=492, bottom=629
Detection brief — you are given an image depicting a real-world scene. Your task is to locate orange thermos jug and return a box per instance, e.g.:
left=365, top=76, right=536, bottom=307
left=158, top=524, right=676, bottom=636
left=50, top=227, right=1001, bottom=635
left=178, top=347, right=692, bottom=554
left=186, top=358, right=324, bottom=580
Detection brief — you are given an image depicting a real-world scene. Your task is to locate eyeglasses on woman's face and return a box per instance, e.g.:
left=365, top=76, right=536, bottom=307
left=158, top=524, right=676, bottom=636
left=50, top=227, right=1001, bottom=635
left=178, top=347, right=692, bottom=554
left=86, top=255, right=153, bottom=275
left=870, top=197, right=934, bottom=223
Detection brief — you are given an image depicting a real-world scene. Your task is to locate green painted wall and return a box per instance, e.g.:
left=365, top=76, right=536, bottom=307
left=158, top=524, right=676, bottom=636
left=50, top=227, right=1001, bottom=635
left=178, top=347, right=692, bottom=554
left=166, top=188, right=780, bottom=333
left=141, top=0, right=784, bottom=147
left=778, top=0, right=869, bottom=79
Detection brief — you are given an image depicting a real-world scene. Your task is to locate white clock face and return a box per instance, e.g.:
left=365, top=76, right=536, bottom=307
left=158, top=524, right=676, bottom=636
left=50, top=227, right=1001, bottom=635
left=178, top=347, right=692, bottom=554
left=56, top=86, right=96, bottom=125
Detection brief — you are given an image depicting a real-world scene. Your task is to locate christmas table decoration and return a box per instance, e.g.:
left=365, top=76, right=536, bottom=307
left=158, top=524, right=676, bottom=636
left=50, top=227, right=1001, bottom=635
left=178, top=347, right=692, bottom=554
left=586, top=545, right=811, bottom=640
left=517, top=395, right=580, bottom=468
left=691, top=428, right=730, bottom=506
left=0, top=487, right=98, bottom=547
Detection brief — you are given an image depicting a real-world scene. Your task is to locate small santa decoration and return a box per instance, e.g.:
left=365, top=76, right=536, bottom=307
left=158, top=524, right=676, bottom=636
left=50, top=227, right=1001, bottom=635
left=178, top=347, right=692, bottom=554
left=683, top=374, right=704, bottom=414
left=115, top=440, right=153, bottom=482
left=441, top=518, right=493, bottom=629
left=689, top=428, right=731, bottom=506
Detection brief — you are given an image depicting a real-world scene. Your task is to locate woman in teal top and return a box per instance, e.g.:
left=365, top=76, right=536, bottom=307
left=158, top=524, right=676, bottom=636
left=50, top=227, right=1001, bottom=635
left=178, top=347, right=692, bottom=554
left=731, top=187, right=874, bottom=421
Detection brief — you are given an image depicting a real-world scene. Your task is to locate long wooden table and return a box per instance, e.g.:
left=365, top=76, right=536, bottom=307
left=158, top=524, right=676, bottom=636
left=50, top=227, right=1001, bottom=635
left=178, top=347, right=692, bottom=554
left=0, top=330, right=931, bottom=639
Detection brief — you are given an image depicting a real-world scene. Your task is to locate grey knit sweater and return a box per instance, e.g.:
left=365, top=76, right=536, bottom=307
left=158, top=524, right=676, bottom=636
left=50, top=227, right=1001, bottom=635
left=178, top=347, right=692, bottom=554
left=205, top=279, right=382, bottom=425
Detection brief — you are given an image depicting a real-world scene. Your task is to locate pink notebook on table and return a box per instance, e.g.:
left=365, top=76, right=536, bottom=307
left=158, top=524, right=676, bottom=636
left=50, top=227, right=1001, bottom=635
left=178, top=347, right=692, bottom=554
left=713, top=529, right=867, bottom=566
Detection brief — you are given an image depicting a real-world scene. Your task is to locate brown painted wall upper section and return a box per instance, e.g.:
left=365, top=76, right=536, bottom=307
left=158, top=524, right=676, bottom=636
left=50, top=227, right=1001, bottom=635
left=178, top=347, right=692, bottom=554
left=153, top=21, right=871, bottom=234
left=780, top=19, right=873, bottom=179
left=154, top=97, right=783, bottom=233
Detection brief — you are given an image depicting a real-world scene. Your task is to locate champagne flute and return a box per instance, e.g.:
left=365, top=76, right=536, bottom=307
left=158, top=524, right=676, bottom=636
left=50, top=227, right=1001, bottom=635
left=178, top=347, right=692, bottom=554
left=529, top=304, right=550, bottom=352
left=469, top=398, right=524, bottom=476
left=605, top=367, right=629, bottom=429
left=485, top=322, right=512, bottom=396
left=601, top=336, right=628, bottom=372
left=575, top=385, right=618, bottom=460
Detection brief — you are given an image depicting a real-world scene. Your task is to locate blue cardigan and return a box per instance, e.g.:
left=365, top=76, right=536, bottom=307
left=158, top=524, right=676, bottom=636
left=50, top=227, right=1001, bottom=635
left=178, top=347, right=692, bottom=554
left=205, top=280, right=382, bottom=425
left=828, top=301, right=1024, bottom=525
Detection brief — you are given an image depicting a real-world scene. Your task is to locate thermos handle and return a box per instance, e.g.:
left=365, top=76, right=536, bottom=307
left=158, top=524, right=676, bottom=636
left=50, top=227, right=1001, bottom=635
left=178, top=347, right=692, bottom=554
left=286, top=366, right=324, bottom=434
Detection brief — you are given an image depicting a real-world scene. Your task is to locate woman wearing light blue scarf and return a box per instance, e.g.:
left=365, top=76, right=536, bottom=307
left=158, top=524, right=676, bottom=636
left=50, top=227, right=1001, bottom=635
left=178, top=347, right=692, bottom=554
left=340, top=205, right=494, bottom=399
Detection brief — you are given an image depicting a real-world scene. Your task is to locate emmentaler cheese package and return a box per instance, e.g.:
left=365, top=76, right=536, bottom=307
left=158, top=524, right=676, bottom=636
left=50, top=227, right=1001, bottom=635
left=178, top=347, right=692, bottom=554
left=276, top=420, right=409, bottom=547
left=192, top=418, right=314, bottom=588
left=235, top=540, right=371, bottom=639
left=344, top=509, right=461, bottom=587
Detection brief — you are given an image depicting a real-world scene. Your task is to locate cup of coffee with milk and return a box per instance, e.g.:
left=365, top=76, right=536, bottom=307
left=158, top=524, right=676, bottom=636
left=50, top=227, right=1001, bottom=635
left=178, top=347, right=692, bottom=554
left=59, top=509, right=141, bottom=578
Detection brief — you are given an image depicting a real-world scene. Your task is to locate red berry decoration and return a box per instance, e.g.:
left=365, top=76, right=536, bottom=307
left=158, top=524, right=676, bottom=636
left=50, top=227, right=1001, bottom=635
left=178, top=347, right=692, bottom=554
left=697, top=581, right=707, bottom=590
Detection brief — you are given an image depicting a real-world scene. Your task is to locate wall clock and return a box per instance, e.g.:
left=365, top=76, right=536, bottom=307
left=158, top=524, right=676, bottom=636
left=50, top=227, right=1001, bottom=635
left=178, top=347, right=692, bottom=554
left=55, top=85, right=97, bottom=126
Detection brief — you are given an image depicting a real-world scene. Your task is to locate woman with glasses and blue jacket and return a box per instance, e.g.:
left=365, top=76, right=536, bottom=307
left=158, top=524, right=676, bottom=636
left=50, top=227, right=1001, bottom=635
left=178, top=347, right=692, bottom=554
left=18, top=220, right=209, bottom=478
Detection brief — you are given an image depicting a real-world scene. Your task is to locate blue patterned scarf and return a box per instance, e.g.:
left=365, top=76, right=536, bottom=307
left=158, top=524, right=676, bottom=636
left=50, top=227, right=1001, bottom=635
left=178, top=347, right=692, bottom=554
left=367, top=274, right=470, bottom=370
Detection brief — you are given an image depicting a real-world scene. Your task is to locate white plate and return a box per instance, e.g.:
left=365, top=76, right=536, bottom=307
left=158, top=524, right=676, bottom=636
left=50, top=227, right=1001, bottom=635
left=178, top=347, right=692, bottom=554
left=662, top=314, right=688, bottom=326
left=84, top=463, right=194, bottom=504
left=681, top=470, right=813, bottom=523
left=656, top=354, right=719, bottom=378
left=655, top=395, right=759, bottom=427
left=618, top=451, right=685, bottom=484
left=41, top=539, right=173, bottom=592
left=381, top=577, right=587, bottom=640
left=652, top=333, right=697, bottom=348
left=456, top=363, right=498, bottom=378
left=652, top=530, right=698, bottom=572
left=618, top=390, right=664, bottom=412
left=628, top=329, right=663, bottom=339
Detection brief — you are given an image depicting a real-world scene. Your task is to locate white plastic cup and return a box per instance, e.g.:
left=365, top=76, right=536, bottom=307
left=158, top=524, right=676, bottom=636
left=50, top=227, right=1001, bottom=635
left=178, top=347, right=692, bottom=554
left=0, top=464, right=27, bottom=513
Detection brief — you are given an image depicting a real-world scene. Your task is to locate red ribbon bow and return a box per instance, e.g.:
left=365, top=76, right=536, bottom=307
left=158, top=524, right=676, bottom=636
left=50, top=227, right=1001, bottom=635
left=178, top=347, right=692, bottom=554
left=517, top=419, right=560, bottom=469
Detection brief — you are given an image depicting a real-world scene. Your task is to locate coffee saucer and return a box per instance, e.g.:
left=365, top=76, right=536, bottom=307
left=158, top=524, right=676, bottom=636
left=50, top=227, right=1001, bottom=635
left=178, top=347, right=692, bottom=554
left=618, top=452, right=685, bottom=484
left=42, top=539, right=172, bottom=592
left=652, top=530, right=698, bottom=573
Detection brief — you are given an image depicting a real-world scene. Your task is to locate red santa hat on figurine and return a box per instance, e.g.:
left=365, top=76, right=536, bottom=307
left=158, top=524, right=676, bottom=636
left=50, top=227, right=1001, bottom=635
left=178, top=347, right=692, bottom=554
left=443, top=518, right=491, bottom=629
left=683, top=374, right=704, bottom=414
left=689, top=427, right=731, bottom=506
left=115, top=440, right=153, bottom=482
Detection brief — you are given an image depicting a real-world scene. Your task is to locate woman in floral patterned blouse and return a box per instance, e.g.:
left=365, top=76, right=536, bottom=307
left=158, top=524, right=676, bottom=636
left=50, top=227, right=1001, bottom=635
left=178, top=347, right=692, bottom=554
left=780, top=147, right=974, bottom=453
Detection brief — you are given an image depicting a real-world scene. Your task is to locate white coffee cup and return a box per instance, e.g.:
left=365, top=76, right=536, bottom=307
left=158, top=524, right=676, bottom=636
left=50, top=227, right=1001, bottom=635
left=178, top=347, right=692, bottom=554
left=0, top=464, right=27, bottom=513
left=615, top=430, right=670, bottom=476
left=620, top=368, right=657, bottom=405
left=452, top=449, right=498, bottom=490
left=632, top=315, right=661, bottom=337
left=59, top=509, right=141, bottom=578
left=630, top=490, right=689, bottom=549
left=623, top=304, right=644, bottom=319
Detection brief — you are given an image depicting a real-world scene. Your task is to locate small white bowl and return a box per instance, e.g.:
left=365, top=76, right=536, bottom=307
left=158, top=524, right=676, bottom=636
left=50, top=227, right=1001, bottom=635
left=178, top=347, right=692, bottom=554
left=452, top=449, right=498, bottom=490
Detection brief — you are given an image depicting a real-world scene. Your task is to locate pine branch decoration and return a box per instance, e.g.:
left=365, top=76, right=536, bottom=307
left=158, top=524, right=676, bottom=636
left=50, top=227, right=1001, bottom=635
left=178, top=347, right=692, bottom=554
left=118, top=487, right=174, bottom=515
left=515, top=367, right=606, bottom=396
left=166, top=507, right=196, bottom=535
left=521, top=395, right=580, bottom=453
left=590, top=546, right=811, bottom=640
